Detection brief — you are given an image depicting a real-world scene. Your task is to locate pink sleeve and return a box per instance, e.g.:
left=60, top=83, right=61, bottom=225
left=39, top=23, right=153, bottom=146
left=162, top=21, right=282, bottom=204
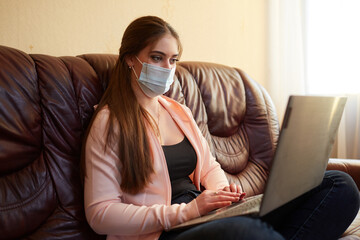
left=84, top=109, right=200, bottom=236
left=199, top=135, right=229, bottom=191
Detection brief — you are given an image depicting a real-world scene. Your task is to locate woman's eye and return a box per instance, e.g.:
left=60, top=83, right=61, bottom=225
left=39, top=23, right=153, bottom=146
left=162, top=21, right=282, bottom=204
left=151, top=56, right=162, bottom=62
left=170, top=58, right=179, bottom=64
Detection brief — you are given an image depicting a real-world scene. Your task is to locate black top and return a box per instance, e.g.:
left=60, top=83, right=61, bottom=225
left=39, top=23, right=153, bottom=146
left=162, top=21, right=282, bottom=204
left=162, top=137, right=198, bottom=199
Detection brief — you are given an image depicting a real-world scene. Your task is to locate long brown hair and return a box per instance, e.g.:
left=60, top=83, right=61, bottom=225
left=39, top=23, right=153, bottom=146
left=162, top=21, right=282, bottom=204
left=83, top=16, right=182, bottom=194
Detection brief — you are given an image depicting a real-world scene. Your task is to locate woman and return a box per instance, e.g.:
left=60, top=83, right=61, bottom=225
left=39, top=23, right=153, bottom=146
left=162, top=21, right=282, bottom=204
left=83, top=16, right=359, bottom=240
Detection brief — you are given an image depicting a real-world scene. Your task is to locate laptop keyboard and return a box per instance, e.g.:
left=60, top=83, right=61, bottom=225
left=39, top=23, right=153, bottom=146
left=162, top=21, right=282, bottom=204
left=214, top=194, right=263, bottom=217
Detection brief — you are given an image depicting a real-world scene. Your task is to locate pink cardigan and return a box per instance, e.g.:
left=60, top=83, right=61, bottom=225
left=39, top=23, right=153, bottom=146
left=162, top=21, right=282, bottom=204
left=84, top=96, right=229, bottom=240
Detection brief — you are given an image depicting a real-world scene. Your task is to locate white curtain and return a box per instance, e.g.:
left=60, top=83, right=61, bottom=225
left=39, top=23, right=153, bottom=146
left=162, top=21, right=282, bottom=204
left=266, top=0, right=306, bottom=122
left=336, top=94, right=360, bottom=159
left=266, top=0, right=360, bottom=159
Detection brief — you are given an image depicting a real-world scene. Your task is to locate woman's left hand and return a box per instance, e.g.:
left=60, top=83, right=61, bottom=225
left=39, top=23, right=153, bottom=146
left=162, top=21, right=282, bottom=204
left=222, top=183, right=246, bottom=201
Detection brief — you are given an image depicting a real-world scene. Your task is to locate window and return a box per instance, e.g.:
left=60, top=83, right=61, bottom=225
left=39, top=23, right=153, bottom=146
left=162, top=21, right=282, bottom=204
left=305, top=0, right=360, bottom=95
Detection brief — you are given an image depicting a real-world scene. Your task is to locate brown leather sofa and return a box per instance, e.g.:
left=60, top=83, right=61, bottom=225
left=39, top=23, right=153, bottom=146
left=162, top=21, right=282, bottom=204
left=0, top=45, right=359, bottom=239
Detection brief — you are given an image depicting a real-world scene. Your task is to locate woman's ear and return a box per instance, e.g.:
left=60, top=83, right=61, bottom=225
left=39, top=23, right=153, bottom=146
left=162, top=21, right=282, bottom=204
left=125, top=55, right=134, bottom=68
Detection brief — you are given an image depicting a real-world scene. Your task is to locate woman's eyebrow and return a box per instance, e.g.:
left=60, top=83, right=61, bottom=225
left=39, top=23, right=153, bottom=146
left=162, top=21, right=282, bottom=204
left=150, top=50, right=179, bottom=57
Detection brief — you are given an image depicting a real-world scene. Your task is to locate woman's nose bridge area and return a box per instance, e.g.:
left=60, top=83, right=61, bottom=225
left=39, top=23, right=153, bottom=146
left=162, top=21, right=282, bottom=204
left=163, top=61, right=171, bottom=69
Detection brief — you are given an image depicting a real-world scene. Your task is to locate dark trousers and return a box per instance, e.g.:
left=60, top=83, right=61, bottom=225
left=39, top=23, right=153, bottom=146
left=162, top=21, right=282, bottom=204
left=159, top=170, right=360, bottom=240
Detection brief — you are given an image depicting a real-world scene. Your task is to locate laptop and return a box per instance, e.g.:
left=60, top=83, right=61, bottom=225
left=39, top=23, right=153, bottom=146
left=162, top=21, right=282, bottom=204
left=170, top=95, right=347, bottom=230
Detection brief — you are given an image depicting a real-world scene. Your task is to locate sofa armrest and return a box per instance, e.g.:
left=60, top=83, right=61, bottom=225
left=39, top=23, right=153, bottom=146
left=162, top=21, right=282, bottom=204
left=327, top=158, right=360, bottom=190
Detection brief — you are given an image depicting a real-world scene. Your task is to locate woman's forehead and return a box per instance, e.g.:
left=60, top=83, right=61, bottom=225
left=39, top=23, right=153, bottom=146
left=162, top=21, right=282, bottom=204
left=145, top=34, right=179, bottom=55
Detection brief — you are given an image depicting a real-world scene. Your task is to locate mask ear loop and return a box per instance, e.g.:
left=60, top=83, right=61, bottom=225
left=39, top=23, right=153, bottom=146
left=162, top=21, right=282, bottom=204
left=135, top=56, right=143, bottom=65
left=130, top=66, right=139, bottom=80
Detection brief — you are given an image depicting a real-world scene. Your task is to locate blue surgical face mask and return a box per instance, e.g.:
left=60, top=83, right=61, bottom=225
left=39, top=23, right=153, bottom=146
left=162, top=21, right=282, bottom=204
left=132, top=56, right=176, bottom=98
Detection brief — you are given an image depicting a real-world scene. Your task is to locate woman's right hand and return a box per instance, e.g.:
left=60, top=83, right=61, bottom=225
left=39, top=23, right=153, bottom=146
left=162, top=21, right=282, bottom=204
left=193, top=190, right=241, bottom=216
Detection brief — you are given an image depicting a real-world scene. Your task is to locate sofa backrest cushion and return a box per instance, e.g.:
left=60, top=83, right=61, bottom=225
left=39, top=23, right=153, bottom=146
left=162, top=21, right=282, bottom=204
left=0, top=46, right=107, bottom=239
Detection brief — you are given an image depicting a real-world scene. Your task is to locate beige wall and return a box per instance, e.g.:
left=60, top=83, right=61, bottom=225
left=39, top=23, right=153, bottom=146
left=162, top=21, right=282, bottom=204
left=0, top=0, right=267, bottom=85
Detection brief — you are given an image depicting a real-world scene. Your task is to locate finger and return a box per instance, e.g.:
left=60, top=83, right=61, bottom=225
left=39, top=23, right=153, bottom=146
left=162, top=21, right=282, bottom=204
left=222, top=186, right=230, bottom=192
left=212, top=191, right=240, bottom=202
left=230, top=183, right=237, bottom=193
left=213, top=190, right=239, bottom=197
